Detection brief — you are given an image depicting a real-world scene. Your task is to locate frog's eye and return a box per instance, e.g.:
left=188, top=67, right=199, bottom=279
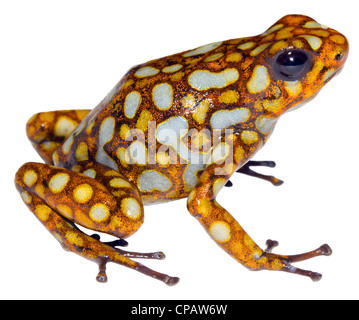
left=273, top=50, right=311, bottom=80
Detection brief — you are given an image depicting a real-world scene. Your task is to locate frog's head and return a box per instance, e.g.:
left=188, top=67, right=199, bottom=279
left=242, top=14, right=349, bottom=116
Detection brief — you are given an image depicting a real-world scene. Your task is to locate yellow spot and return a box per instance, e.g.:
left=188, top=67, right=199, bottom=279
left=54, top=116, right=77, bottom=137
left=122, top=79, right=134, bottom=88
left=134, top=66, right=159, bottom=78
left=244, top=234, right=263, bottom=258
left=49, top=173, right=70, bottom=193
left=162, top=64, right=183, bottom=73
left=52, top=150, right=59, bottom=166
left=181, top=94, right=196, bottom=109
left=210, top=142, right=230, bottom=164
left=204, top=53, right=224, bottom=62
left=261, top=24, right=283, bottom=36
left=269, top=40, right=287, bottom=55
left=213, top=178, right=227, bottom=196
left=35, top=205, right=52, bottom=221
left=121, top=198, right=142, bottom=220
left=75, top=109, right=90, bottom=119
left=116, top=147, right=130, bottom=165
left=39, top=112, right=55, bottom=123
left=110, top=178, right=132, bottom=188
left=238, top=42, right=255, bottom=50
left=65, top=231, right=84, bottom=247
left=35, top=184, right=45, bottom=197
left=262, top=98, right=283, bottom=113
left=124, top=91, right=141, bottom=119
left=197, top=198, right=211, bottom=216
left=209, top=221, right=231, bottom=243
left=250, top=43, right=272, bottom=56
left=40, top=141, right=57, bottom=152
left=156, top=151, right=171, bottom=166
left=285, top=81, right=302, bottom=97
left=75, top=141, right=89, bottom=161
left=57, top=204, right=72, bottom=218
left=89, top=203, right=110, bottom=222
left=152, top=83, right=173, bottom=110
left=24, top=170, right=38, bottom=187
left=300, top=35, right=322, bottom=50
left=136, top=110, right=153, bottom=132
left=226, top=52, right=242, bottom=62
left=323, top=68, right=336, bottom=82
left=192, top=99, right=210, bottom=124
left=73, top=184, right=93, bottom=204
left=72, top=165, right=81, bottom=172
left=85, top=119, right=95, bottom=134
left=292, top=39, right=304, bottom=49
left=255, top=115, right=276, bottom=134
left=188, top=69, right=239, bottom=91
left=309, top=29, right=330, bottom=37
left=241, top=130, right=258, bottom=145
left=330, top=34, right=346, bottom=45
left=21, top=191, right=32, bottom=204
left=247, top=65, right=270, bottom=94
left=262, top=33, right=275, bottom=42
left=171, top=71, right=184, bottom=81
left=82, top=169, right=96, bottom=179
left=304, top=21, right=328, bottom=29
left=234, top=145, right=245, bottom=163
left=219, top=90, right=239, bottom=104
left=104, top=170, right=121, bottom=176
left=120, top=124, right=130, bottom=140
left=182, top=41, right=222, bottom=57
left=190, top=130, right=211, bottom=152
left=276, top=27, right=294, bottom=40
left=62, top=135, right=74, bottom=154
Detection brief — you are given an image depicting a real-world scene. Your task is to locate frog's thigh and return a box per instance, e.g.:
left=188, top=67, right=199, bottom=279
left=15, top=162, right=144, bottom=239
left=26, top=110, right=91, bottom=164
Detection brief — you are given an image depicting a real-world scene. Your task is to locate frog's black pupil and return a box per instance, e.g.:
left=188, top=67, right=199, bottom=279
left=275, top=50, right=309, bottom=79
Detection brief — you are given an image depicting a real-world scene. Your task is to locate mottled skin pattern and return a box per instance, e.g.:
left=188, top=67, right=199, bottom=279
left=15, top=15, right=348, bottom=284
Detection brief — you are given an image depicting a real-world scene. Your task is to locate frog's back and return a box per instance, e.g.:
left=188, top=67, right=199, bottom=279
left=54, top=39, right=259, bottom=202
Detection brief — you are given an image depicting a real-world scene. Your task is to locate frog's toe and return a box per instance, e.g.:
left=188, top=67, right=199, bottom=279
left=265, top=239, right=279, bottom=253
left=319, top=244, right=333, bottom=256
left=224, top=180, right=233, bottom=187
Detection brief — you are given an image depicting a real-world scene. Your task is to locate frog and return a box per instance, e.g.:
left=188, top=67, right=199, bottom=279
left=15, top=14, right=348, bottom=285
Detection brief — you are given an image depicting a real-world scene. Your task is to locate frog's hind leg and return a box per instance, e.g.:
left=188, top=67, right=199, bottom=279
left=14, top=161, right=179, bottom=285
left=26, top=110, right=91, bottom=164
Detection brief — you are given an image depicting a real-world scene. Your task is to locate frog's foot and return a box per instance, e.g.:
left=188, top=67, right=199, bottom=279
left=234, top=160, right=284, bottom=186
left=262, top=239, right=332, bottom=281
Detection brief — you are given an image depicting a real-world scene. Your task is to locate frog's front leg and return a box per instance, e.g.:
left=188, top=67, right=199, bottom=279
left=187, top=135, right=331, bottom=281
left=15, top=161, right=179, bottom=285
left=26, top=110, right=91, bottom=164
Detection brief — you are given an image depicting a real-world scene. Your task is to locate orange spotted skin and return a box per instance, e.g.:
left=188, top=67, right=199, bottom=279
left=15, top=15, right=348, bottom=284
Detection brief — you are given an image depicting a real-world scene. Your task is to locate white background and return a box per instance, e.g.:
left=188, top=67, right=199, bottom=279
left=1, top=0, right=358, bottom=300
